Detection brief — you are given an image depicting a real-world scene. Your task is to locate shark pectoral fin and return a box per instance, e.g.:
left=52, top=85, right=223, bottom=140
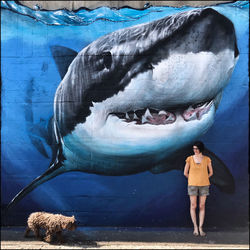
left=204, top=148, right=235, bottom=194
left=150, top=146, right=193, bottom=174
left=8, top=119, right=65, bottom=209
left=150, top=157, right=186, bottom=174
left=50, top=45, right=78, bottom=79
left=49, top=120, right=65, bottom=167
left=29, top=134, right=49, bottom=158
left=150, top=161, right=185, bottom=174
left=150, top=164, right=172, bottom=174
left=28, top=122, right=51, bottom=159
left=7, top=163, right=65, bottom=210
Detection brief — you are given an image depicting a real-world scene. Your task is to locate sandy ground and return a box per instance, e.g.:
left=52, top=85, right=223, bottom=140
left=1, top=227, right=249, bottom=249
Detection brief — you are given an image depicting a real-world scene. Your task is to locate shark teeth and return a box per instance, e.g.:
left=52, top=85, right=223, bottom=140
left=133, top=113, right=139, bottom=120
left=182, top=100, right=213, bottom=121
left=125, top=112, right=130, bottom=120
left=110, top=100, right=213, bottom=125
left=110, top=108, right=176, bottom=125
left=144, top=108, right=153, bottom=118
left=158, top=110, right=167, bottom=115
left=141, top=115, right=147, bottom=124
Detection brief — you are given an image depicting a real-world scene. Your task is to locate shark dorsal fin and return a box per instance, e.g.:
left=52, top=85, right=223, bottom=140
left=50, top=45, right=78, bottom=79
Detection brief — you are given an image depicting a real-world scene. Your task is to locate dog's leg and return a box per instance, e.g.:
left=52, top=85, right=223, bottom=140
left=56, top=231, right=63, bottom=243
left=24, top=227, right=30, bottom=237
left=34, top=227, right=41, bottom=239
left=44, top=231, right=52, bottom=243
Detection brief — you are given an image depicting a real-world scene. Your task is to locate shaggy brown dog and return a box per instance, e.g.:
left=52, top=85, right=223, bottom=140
left=24, top=212, right=76, bottom=243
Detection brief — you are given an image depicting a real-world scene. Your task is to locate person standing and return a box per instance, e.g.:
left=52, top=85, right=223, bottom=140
left=184, top=141, right=213, bottom=236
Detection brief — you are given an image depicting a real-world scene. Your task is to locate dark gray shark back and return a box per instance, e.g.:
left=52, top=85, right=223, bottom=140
left=54, top=8, right=239, bottom=137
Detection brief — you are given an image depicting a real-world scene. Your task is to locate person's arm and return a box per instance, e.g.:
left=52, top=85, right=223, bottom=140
left=208, top=161, right=213, bottom=178
left=184, top=162, right=190, bottom=178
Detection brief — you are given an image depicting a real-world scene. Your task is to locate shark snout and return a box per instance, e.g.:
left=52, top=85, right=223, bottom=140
left=183, top=8, right=239, bottom=56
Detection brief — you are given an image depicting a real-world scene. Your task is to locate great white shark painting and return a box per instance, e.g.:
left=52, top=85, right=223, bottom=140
left=7, top=7, right=239, bottom=209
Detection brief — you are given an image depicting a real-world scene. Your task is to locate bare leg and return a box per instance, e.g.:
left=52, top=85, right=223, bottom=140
left=199, top=195, right=207, bottom=236
left=24, top=227, right=30, bottom=237
left=189, top=195, right=198, bottom=236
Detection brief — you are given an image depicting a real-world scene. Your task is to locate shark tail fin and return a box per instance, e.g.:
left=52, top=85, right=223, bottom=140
left=149, top=145, right=235, bottom=194
left=6, top=164, right=64, bottom=210
left=204, top=148, right=235, bottom=194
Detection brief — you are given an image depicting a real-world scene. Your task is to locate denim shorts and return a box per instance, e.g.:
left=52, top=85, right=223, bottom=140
left=188, top=185, right=210, bottom=196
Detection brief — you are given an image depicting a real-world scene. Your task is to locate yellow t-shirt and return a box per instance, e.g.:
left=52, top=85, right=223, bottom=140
left=186, top=155, right=211, bottom=186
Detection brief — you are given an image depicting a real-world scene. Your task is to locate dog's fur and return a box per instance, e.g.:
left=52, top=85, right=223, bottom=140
left=24, top=212, right=76, bottom=243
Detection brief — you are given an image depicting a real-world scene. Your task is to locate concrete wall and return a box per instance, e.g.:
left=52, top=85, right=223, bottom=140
left=19, top=1, right=234, bottom=10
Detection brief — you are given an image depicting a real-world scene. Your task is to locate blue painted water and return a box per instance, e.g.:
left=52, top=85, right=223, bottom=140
left=1, top=1, right=249, bottom=227
left=1, top=1, right=248, bottom=26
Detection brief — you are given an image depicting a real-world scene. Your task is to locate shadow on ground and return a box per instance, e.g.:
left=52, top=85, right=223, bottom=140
left=1, top=227, right=249, bottom=246
left=2, top=229, right=98, bottom=248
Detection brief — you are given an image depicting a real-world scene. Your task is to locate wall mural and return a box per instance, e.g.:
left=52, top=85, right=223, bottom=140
left=1, top=1, right=249, bottom=227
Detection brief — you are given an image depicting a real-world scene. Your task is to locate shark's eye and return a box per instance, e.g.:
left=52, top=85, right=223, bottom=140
left=102, top=51, right=112, bottom=69
left=144, top=62, right=154, bottom=70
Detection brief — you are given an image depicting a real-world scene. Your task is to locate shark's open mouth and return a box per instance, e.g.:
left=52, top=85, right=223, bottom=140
left=110, top=100, right=213, bottom=125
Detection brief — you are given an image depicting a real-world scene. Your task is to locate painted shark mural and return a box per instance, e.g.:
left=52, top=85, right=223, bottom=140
left=7, top=7, right=239, bottom=209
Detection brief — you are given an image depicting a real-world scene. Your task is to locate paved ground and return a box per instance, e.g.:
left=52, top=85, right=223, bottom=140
left=1, top=227, right=249, bottom=249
